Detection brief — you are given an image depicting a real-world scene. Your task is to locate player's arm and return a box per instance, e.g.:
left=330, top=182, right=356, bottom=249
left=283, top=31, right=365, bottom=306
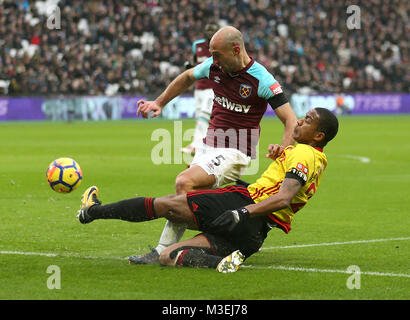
left=273, top=101, right=297, bottom=148
left=244, top=178, right=301, bottom=216
left=265, top=89, right=297, bottom=159
left=137, top=68, right=196, bottom=118
left=155, top=68, right=196, bottom=108
left=211, top=177, right=302, bottom=231
left=264, top=102, right=297, bottom=160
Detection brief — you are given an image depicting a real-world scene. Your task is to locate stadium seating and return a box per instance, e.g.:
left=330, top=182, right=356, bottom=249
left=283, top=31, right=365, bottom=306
left=0, top=0, right=408, bottom=97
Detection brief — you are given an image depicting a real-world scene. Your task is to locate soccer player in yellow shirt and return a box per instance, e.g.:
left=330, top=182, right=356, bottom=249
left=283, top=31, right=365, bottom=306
left=77, top=107, right=338, bottom=272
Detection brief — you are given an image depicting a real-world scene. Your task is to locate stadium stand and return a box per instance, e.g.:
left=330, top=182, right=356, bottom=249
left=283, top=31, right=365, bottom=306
left=0, top=0, right=408, bottom=97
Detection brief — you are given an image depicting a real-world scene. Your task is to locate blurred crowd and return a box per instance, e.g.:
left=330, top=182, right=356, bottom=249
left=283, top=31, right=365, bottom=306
left=0, top=0, right=408, bottom=97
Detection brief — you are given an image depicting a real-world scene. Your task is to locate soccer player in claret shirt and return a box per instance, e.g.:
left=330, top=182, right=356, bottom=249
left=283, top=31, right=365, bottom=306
left=181, top=23, right=219, bottom=156
left=77, top=108, right=339, bottom=273
left=135, top=26, right=297, bottom=264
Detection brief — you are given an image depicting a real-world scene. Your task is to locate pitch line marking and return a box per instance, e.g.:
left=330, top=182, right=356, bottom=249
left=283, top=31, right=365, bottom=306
left=262, top=236, right=410, bottom=250
left=1, top=237, right=408, bottom=258
left=335, top=154, right=371, bottom=163
left=1, top=250, right=408, bottom=279
left=242, top=265, right=410, bottom=278
left=0, top=250, right=125, bottom=260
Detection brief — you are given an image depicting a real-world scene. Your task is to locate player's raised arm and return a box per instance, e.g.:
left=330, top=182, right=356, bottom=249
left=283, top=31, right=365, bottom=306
left=266, top=143, right=284, bottom=160
left=273, top=102, right=298, bottom=148
left=137, top=68, right=197, bottom=118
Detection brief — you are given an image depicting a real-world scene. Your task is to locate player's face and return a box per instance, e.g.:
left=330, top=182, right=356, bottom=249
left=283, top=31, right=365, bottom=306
left=293, top=109, right=321, bottom=144
left=210, top=42, right=236, bottom=73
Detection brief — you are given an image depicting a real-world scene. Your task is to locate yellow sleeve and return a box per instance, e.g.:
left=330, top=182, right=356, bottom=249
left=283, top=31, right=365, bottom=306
left=284, top=145, right=314, bottom=186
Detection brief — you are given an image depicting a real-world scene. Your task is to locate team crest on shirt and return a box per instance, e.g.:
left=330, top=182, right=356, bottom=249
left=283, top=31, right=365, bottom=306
left=239, top=84, right=252, bottom=98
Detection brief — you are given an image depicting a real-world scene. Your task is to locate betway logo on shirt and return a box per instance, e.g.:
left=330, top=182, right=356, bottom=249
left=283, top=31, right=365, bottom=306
left=214, top=95, right=251, bottom=113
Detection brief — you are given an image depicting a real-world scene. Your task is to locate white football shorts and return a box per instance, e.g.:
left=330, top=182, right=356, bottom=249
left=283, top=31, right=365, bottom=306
left=190, top=143, right=251, bottom=188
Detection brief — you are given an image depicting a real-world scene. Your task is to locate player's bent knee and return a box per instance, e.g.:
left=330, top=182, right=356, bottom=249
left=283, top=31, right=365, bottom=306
left=175, top=174, right=194, bottom=194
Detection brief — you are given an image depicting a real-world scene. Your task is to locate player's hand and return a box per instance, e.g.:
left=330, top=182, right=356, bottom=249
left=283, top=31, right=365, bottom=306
left=266, top=144, right=284, bottom=160
left=211, top=207, right=250, bottom=232
left=136, top=100, right=162, bottom=118
left=184, top=61, right=193, bottom=70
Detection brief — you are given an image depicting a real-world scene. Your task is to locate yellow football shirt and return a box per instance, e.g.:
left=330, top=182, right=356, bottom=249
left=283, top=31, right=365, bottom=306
left=247, top=144, right=327, bottom=232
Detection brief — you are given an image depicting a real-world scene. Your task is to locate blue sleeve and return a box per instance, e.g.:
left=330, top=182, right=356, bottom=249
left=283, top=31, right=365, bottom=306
left=247, top=61, right=283, bottom=100
left=258, top=73, right=279, bottom=100
left=193, top=56, right=213, bottom=80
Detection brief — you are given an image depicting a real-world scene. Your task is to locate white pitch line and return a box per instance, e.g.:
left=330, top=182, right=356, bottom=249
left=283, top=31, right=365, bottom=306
left=0, top=250, right=126, bottom=260
left=262, top=236, right=410, bottom=250
left=242, top=265, right=410, bottom=278
left=1, top=237, right=409, bottom=258
left=0, top=250, right=58, bottom=257
left=336, top=154, right=371, bottom=163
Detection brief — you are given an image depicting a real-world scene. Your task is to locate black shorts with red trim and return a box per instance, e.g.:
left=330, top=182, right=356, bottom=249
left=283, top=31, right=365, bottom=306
left=186, top=185, right=271, bottom=258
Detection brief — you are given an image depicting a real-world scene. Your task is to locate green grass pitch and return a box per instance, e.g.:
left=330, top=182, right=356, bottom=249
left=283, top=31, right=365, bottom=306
left=0, top=115, right=409, bottom=300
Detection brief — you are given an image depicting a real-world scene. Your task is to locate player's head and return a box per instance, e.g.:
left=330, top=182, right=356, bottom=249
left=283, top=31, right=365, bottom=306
left=293, top=108, right=339, bottom=148
left=209, top=26, right=246, bottom=73
left=204, top=23, right=220, bottom=42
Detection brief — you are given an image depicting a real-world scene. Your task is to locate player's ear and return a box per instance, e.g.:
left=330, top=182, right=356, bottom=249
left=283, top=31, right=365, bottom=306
left=232, top=43, right=241, bottom=55
left=314, top=131, right=325, bottom=144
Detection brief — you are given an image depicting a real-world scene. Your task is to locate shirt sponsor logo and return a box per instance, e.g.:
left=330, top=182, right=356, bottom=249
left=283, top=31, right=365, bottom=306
left=214, top=95, right=251, bottom=113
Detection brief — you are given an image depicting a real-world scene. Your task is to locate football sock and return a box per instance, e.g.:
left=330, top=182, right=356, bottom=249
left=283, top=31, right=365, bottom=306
left=88, top=197, right=157, bottom=222
left=171, top=247, right=222, bottom=269
left=156, top=220, right=186, bottom=254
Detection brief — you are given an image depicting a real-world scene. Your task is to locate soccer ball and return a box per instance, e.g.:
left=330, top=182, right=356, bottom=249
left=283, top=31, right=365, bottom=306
left=46, top=157, right=83, bottom=193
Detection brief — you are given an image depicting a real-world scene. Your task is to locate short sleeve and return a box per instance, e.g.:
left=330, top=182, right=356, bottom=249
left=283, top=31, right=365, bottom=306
left=246, top=61, right=284, bottom=100
left=284, top=146, right=314, bottom=186
left=193, top=56, right=213, bottom=80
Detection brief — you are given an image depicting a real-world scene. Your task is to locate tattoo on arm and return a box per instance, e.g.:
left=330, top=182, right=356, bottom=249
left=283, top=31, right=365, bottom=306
left=280, top=178, right=302, bottom=199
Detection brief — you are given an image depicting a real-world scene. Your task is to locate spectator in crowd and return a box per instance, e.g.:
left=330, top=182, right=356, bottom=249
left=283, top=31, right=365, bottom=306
left=0, top=0, right=408, bottom=97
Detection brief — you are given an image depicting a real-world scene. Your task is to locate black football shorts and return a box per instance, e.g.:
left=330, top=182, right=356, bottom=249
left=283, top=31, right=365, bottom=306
left=186, top=185, right=270, bottom=258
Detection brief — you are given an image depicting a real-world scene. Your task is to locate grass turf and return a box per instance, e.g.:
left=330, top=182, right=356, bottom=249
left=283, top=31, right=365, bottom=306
left=0, top=115, right=409, bottom=300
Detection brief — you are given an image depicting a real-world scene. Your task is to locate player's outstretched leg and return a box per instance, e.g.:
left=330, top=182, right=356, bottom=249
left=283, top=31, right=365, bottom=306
left=77, top=186, right=101, bottom=224
left=216, top=250, right=245, bottom=273
left=76, top=186, right=160, bottom=224
left=76, top=188, right=196, bottom=265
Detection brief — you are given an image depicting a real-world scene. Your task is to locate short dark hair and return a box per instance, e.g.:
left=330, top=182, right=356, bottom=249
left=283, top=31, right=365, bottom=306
left=314, top=107, right=339, bottom=146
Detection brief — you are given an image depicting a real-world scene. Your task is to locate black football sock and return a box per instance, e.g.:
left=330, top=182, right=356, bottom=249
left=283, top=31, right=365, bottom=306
left=88, top=197, right=157, bottom=222
left=171, top=247, right=222, bottom=269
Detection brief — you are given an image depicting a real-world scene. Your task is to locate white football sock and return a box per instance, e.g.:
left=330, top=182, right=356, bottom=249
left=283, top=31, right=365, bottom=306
left=156, top=220, right=187, bottom=254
